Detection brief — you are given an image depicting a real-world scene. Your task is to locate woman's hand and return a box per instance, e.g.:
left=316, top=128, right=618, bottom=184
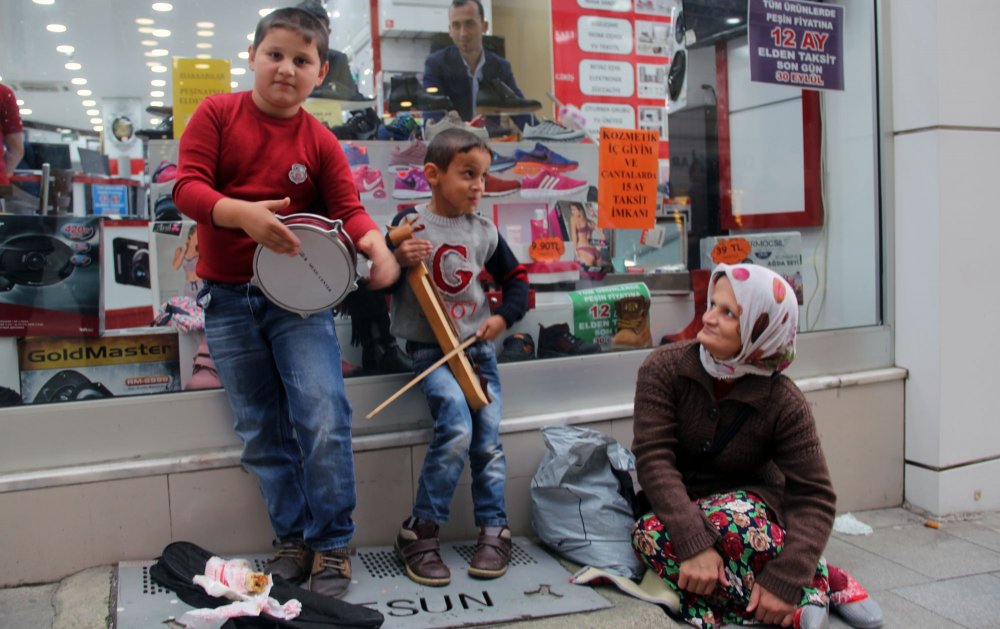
left=678, top=547, right=729, bottom=596
left=747, top=584, right=796, bottom=627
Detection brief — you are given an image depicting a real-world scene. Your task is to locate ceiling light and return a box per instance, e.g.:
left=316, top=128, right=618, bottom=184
left=90, top=117, right=103, bottom=124
left=16, top=99, right=24, bottom=106
left=332, top=11, right=341, bottom=19
left=196, top=42, right=212, bottom=49
left=138, top=27, right=155, bottom=34
left=230, top=81, right=238, bottom=88
left=258, top=8, right=274, bottom=17
left=152, top=3, right=173, bottom=12
left=65, top=62, right=82, bottom=70
left=151, top=79, right=166, bottom=86
left=46, top=24, right=67, bottom=33
left=56, top=45, right=75, bottom=54
left=231, top=68, right=246, bottom=76
left=197, top=30, right=214, bottom=37
left=135, top=18, right=155, bottom=25
left=77, top=89, right=91, bottom=96
left=145, top=49, right=169, bottom=57
left=33, top=0, right=56, bottom=4
left=238, top=51, right=249, bottom=60
left=150, top=117, right=162, bottom=125
left=196, top=21, right=215, bottom=28
left=141, top=40, right=158, bottom=46
left=20, top=108, right=33, bottom=115
left=726, top=17, right=742, bottom=25
left=150, top=90, right=164, bottom=97
left=86, top=109, right=99, bottom=116
left=152, top=28, right=171, bottom=37
left=82, top=99, right=96, bottom=106
left=71, top=77, right=87, bottom=85
left=150, top=101, right=164, bottom=107
left=196, top=54, right=211, bottom=59
left=247, top=33, right=255, bottom=41
left=93, top=125, right=104, bottom=132
left=151, top=66, right=168, bottom=73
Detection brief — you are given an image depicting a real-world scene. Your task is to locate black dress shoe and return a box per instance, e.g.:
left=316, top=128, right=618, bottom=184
left=476, top=78, right=541, bottom=114
left=389, top=75, right=454, bottom=113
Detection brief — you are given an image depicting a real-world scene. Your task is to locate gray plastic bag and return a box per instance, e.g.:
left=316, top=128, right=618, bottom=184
left=530, top=425, right=645, bottom=579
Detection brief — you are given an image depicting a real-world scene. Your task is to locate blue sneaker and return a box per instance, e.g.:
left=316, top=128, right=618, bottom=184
left=343, top=142, right=368, bottom=167
left=377, top=113, right=419, bottom=141
left=513, top=142, right=578, bottom=174
left=490, top=149, right=516, bottom=173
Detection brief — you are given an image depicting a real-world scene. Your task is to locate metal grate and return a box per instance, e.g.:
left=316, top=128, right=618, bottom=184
left=140, top=565, right=171, bottom=596
left=452, top=541, right=538, bottom=566
left=357, top=549, right=407, bottom=579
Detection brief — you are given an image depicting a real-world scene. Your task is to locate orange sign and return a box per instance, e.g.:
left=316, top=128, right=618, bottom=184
left=711, top=237, right=752, bottom=265
left=597, top=127, right=659, bottom=230
left=529, top=237, right=565, bottom=262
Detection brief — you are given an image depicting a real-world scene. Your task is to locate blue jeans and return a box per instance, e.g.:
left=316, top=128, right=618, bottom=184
left=199, top=281, right=355, bottom=550
left=407, top=341, right=507, bottom=527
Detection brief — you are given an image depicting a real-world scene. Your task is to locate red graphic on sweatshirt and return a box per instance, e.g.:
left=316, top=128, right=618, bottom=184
left=433, top=244, right=473, bottom=295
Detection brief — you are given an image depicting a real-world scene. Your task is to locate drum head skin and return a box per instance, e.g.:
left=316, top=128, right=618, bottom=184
left=252, top=215, right=359, bottom=316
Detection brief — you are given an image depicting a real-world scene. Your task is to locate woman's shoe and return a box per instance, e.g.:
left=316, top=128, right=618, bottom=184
left=829, top=565, right=884, bottom=628
left=795, top=604, right=829, bottom=629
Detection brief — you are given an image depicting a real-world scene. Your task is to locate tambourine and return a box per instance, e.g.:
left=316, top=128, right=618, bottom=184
left=251, top=213, right=360, bottom=316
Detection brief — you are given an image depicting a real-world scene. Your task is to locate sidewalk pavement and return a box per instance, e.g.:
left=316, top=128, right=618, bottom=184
left=2, top=508, right=999, bottom=628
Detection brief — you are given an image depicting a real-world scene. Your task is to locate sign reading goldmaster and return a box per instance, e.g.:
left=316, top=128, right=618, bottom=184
left=597, top=127, right=658, bottom=230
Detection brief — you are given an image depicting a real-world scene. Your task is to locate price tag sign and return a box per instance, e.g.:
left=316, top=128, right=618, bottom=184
left=568, top=282, right=650, bottom=349
left=711, top=237, right=752, bottom=265
left=529, top=237, right=565, bottom=262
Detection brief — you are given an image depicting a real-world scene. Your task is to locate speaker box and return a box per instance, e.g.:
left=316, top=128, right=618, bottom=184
left=667, top=4, right=688, bottom=113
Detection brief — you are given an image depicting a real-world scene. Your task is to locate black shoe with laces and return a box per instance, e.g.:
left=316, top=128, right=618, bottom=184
left=537, top=322, right=601, bottom=358
left=310, top=547, right=352, bottom=598
left=498, top=332, right=536, bottom=363
left=265, top=539, right=313, bottom=585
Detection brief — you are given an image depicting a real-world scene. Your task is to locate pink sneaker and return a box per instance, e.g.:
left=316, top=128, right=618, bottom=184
left=520, top=168, right=588, bottom=199
left=352, top=165, right=387, bottom=200
left=388, top=140, right=428, bottom=172
left=392, top=167, right=432, bottom=199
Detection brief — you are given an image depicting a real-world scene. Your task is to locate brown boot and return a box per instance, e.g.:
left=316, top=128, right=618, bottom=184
left=468, top=526, right=512, bottom=579
left=611, top=294, right=652, bottom=349
left=395, top=517, right=451, bottom=586
left=310, top=547, right=352, bottom=598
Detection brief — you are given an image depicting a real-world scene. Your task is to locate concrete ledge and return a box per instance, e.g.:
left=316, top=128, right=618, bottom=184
left=0, top=367, right=907, bottom=494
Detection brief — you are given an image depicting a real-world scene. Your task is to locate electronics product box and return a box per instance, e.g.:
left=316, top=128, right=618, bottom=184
left=17, top=328, right=180, bottom=404
left=149, top=220, right=201, bottom=306
left=699, top=232, right=804, bottom=304
left=0, top=215, right=102, bottom=337
left=102, top=220, right=154, bottom=330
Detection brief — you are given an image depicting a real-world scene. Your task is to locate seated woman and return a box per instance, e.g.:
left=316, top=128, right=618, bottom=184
left=631, top=264, right=883, bottom=629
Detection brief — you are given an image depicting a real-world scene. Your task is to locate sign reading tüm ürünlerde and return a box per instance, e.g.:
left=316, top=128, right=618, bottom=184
left=597, top=127, right=658, bottom=230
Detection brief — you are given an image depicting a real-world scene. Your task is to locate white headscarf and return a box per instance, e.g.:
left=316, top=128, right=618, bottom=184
left=699, top=263, right=798, bottom=379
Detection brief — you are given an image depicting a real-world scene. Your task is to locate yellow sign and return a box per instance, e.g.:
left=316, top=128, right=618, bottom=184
left=172, top=58, right=232, bottom=138
left=597, top=127, right=659, bottom=230
left=303, top=98, right=344, bottom=128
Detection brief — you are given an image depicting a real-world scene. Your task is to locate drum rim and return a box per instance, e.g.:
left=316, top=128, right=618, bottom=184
left=252, top=216, right=359, bottom=315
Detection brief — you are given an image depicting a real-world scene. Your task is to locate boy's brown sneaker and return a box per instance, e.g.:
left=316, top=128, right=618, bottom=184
left=264, top=539, right=313, bottom=585
left=310, top=547, right=352, bottom=598
left=468, top=526, right=512, bottom=579
left=395, top=517, right=451, bottom=586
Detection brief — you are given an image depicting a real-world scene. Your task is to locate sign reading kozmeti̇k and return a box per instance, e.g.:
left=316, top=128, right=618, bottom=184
left=748, top=0, right=845, bottom=91
left=597, top=127, right=658, bottom=230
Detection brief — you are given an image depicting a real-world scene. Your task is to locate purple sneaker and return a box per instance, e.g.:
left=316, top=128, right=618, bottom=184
left=343, top=142, right=368, bottom=167
left=388, top=140, right=428, bottom=172
left=392, top=167, right=432, bottom=199
left=513, top=142, right=579, bottom=174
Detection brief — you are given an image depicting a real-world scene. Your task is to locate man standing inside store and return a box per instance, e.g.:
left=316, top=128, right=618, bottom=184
left=0, top=82, right=25, bottom=208
left=423, top=0, right=537, bottom=125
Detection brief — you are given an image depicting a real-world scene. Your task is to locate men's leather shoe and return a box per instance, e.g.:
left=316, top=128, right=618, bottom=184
left=477, top=78, right=541, bottom=114
left=468, top=525, right=512, bottom=578
left=310, top=547, right=352, bottom=598
left=395, top=518, right=451, bottom=586
left=389, top=76, right=454, bottom=113
left=264, top=539, right=313, bottom=585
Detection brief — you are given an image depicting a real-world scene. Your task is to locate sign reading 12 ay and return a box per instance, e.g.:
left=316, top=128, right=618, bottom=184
left=747, top=0, right=845, bottom=92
